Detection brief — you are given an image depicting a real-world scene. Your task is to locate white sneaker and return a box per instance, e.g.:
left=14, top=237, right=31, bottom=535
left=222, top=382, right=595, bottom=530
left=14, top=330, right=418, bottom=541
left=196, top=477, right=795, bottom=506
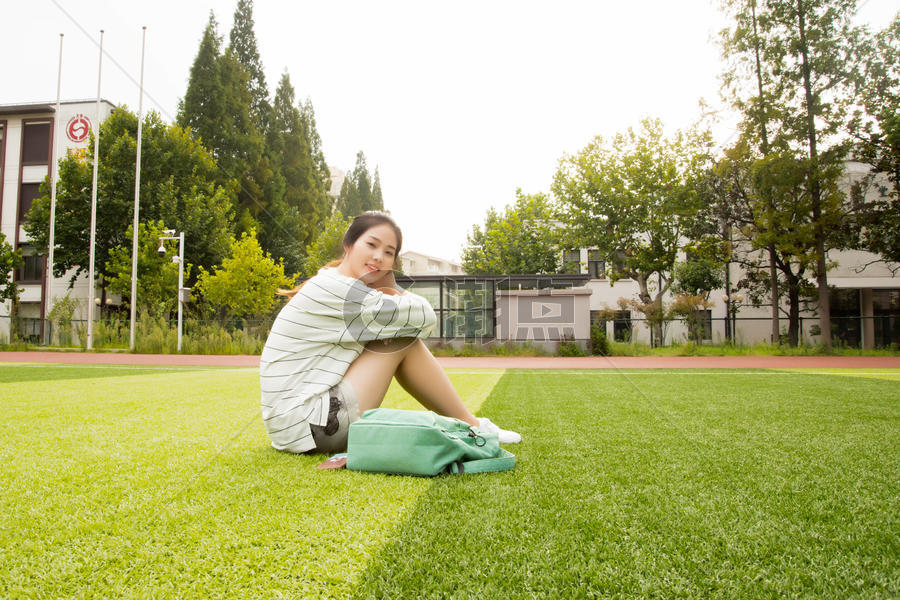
left=477, top=417, right=522, bottom=444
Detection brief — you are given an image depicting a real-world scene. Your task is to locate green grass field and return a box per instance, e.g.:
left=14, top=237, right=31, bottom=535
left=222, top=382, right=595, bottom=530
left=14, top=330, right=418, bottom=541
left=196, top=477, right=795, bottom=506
left=1, top=364, right=897, bottom=599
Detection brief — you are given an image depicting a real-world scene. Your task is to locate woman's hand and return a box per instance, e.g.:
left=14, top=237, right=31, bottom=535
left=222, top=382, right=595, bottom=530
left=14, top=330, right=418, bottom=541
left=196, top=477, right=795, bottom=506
left=376, top=286, right=403, bottom=296
left=367, top=268, right=397, bottom=290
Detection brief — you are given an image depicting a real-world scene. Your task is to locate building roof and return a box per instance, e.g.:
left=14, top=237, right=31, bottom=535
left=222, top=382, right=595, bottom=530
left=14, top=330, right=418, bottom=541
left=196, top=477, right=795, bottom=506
left=0, top=99, right=116, bottom=115
left=400, top=249, right=463, bottom=267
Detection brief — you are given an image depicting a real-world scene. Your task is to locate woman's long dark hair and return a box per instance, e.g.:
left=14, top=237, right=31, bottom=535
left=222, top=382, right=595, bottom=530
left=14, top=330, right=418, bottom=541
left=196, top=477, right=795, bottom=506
left=279, top=211, right=403, bottom=298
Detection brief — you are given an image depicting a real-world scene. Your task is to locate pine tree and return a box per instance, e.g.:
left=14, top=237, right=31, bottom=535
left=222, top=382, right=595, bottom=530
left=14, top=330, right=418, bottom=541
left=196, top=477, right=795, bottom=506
left=218, top=47, right=265, bottom=232
left=177, top=12, right=224, bottom=153
left=372, top=167, right=384, bottom=211
left=300, top=98, right=332, bottom=192
left=228, top=0, right=271, bottom=133
left=337, top=173, right=360, bottom=218
left=354, top=152, right=373, bottom=212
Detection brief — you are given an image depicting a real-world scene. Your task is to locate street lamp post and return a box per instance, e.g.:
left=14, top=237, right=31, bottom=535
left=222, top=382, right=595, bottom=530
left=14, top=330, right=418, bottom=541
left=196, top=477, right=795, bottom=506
left=158, top=229, right=186, bottom=352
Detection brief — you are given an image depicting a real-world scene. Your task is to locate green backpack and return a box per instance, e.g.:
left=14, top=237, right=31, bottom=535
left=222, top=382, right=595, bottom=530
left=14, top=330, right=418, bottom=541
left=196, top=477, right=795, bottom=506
left=346, top=408, right=516, bottom=476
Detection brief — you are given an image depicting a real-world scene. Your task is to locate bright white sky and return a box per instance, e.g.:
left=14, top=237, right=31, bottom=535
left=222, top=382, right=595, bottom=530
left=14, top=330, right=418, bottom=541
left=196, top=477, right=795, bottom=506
left=4, top=0, right=897, bottom=263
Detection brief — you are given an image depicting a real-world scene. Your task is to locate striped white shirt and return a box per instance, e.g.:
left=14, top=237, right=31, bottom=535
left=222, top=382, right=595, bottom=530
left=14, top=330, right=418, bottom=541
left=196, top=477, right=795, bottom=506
left=260, top=266, right=437, bottom=453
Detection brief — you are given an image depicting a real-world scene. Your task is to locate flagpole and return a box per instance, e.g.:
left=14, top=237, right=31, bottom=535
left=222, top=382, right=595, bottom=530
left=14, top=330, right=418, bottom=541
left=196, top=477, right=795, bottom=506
left=130, top=26, right=147, bottom=351
left=46, top=33, right=63, bottom=345
left=87, top=30, right=103, bottom=350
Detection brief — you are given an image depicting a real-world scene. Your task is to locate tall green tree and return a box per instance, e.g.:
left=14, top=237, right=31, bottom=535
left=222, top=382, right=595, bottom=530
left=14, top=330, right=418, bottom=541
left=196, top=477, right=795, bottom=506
left=177, top=12, right=225, bottom=156
left=25, top=109, right=233, bottom=289
left=553, top=118, right=714, bottom=346
left=228, top=0, right=271, bottom=133
left=179, top=11, right=265, bottom=238
left=848, top=14, right=900, bottom=267
left=337, top=151, right=378, bottom=216
left=697, top=139, right=826, bottom=345
left=462, top=189, right=563, bottom=275
left=720, top=0, right=867, bottom=350
left=372, top=167, right=384, bottom=211
left=720, top=0, right=783, bottom=342
left=300, top=98, right=332, bottom=195
left=260, top=73, right=332, bottom=274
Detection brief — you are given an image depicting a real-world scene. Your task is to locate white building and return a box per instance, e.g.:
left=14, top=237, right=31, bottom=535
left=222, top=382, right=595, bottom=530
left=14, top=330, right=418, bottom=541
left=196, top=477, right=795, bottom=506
left=400, top=250, right=464, bottom=276
left=566, top=161, right=898, bottom=349
left=1, top=99, right=116, bottom=342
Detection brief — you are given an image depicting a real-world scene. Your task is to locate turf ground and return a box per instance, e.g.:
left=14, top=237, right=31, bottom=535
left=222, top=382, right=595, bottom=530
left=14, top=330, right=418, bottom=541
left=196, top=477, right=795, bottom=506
left=0, top=364, right=897, bottom=599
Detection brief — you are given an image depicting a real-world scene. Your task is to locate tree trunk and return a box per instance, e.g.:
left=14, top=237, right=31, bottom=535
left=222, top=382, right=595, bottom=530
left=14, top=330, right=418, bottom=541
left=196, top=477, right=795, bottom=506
left=797, top=0, right=832, bottom=351
left=752, top=0, right=780, bottom=345
left=787, top=279, right=800, bottom=347
left=769, top=245, right=780, bottom=343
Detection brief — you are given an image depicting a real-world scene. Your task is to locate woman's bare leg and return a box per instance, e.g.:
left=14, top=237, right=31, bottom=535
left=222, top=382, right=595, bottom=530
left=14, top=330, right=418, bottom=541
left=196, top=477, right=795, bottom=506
left=392, top=339, right=478, bottom=426
left=342, top=337, right=479, bottom=427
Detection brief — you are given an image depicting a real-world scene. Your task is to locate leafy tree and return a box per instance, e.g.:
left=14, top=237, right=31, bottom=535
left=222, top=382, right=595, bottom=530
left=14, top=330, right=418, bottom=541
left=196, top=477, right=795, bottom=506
left=462, top=190, right=563, bottom=275
left=553, top=117, right=713, bottom=346
left=0, top=232, right=23, bottom=305
left=301, top=210, right=353, bottom=278
left=720, top=0, right=868, bottom=350
left=673, top=259, right=724, bottom=298
left=104, top=221, right=186, bottom=316
left=700, top=140, right=835, bottom=345
left=25, top=109, right=233, bottom=289
left=848, top=14, right=900, bottom=267
left=0, top=232, right=23, bottom=342
left=198, top=230, right=293, bottom=320
left=719, top=0, right=783, bottom=341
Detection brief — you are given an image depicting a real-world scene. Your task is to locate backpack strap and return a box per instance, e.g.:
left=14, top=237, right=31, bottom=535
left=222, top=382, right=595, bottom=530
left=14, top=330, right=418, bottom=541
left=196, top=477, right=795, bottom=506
left=448, top=449, right=516, bottom=474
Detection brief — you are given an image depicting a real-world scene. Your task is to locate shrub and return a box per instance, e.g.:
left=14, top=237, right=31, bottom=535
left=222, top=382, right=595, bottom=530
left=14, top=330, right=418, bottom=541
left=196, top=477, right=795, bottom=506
left=557, top=337, right=586, bottom=357
left=590, top=323, right=610, bottom=356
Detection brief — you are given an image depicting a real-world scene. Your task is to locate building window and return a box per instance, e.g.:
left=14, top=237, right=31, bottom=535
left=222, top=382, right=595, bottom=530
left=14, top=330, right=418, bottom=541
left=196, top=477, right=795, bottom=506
left=613, top=310, right=632, bottom=342
left=22, top=121, right=51, bottom=165
left=689, top=309, right=713, bottom=341
left=19, top=183, right=42, bottom=225
left=16, top=245, right=44, bottom=283
left=588, top=250, right=605, bottom=279
left=872, top=289, right=899, bottom=348
left=562, top=250, right=581, bottom=274
left=830, top=288, right=861, bottom=348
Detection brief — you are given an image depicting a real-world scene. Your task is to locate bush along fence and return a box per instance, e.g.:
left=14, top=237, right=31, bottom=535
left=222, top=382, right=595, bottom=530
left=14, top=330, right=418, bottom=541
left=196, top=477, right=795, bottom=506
left=0, top=314, right=272, bottom=355
left=0, top=314, right=896, bottom=355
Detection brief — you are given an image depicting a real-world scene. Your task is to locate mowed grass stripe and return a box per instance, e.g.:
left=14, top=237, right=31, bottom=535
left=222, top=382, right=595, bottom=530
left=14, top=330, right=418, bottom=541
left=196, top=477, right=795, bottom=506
left=0, top=367, right=504, bottom=599
left=0, top=362, right=212, bottom=384
left=351, top=371, right=899, bottom=599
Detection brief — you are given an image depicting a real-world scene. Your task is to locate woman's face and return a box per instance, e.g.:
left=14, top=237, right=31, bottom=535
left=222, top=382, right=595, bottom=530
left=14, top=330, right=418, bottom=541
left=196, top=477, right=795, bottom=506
left=338, top=223, right=399, bottom=284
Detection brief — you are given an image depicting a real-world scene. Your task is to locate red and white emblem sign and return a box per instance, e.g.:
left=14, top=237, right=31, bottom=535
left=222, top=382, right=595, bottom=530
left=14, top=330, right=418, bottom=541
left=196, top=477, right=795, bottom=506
left=66, top=114, right=91, bottom=143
